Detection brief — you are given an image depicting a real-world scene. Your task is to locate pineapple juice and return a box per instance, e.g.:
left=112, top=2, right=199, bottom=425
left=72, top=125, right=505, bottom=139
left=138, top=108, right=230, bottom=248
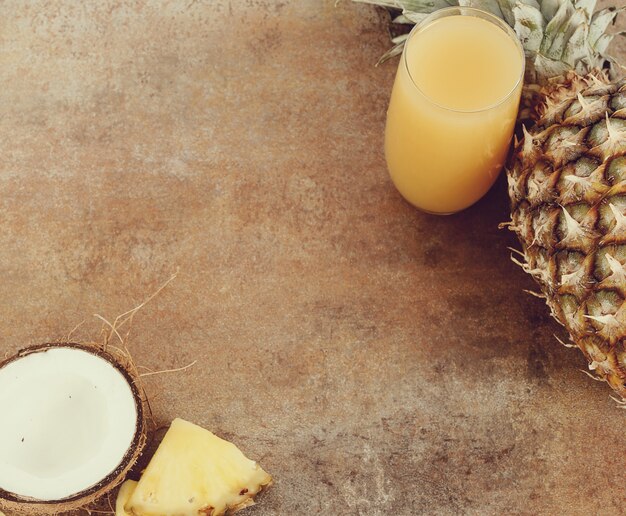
left=385, top=8, right=524, bottom=214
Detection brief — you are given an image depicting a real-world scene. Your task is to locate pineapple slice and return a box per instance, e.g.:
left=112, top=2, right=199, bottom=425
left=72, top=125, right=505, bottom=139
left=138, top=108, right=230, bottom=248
left=126, top=419, right=272, bottom=516
left=115, top=480, right=138, bottom=516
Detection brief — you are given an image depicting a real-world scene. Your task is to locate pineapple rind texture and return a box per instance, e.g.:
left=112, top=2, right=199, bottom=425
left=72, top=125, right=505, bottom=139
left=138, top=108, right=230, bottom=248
left=126, top=419, right=272, bottom=516
left=508, top=72, right=626, bottom=398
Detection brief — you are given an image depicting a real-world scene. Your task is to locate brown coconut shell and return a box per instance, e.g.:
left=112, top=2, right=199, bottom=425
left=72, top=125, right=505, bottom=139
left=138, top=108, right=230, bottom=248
left=0, top=342, right=148, bottom=515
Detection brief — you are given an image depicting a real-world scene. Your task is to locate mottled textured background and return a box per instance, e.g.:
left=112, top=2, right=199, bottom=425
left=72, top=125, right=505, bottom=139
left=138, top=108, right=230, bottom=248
left=0, top=1, right=625, bottom=514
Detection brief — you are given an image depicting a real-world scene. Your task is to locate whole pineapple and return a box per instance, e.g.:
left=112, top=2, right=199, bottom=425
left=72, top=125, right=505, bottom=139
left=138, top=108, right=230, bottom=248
left=509, top=72, right=626, bottom=398
left=355, top=0, right=626, bottom=398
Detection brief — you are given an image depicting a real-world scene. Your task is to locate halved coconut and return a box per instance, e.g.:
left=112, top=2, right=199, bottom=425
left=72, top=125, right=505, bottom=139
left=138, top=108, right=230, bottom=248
left=0, top=343, right=147, bottom=514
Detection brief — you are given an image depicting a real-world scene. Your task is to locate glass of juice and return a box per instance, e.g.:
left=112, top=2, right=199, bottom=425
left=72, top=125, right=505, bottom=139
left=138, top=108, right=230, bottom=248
left=385, top=7, right=525, bottom=215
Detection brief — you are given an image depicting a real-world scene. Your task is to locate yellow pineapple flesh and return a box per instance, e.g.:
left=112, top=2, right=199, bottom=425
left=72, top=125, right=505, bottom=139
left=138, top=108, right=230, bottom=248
left=125, top=418, right=272, bottom=516
left=116, top=480, right=138, bottom=516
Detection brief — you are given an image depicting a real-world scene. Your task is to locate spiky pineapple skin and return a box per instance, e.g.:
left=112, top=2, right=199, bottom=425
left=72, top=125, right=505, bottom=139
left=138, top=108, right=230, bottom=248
left=508, top=71, right=626, bottom=397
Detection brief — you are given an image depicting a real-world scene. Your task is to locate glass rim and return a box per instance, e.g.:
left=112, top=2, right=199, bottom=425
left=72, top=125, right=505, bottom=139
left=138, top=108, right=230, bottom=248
left=402, top=6, right=526, bottom=114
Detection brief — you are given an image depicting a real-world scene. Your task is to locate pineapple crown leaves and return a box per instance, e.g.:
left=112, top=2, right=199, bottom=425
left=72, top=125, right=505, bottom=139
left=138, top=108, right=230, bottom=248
left=354, top=0, right=625, bottom=83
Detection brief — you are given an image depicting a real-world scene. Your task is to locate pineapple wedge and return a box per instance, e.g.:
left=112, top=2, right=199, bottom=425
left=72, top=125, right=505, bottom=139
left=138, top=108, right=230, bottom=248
left=126, top=419, right=272, bottom=516
left=116, top=480, right=138, bottom=516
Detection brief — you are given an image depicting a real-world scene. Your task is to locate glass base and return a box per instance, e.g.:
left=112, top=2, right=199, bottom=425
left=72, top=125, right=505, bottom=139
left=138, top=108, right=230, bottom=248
left=414, top=207, right=459, bottom=216
left=397, top=193, right=463, bottom=216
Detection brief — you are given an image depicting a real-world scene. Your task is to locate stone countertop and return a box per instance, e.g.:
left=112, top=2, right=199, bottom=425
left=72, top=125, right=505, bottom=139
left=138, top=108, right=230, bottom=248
left=1, top=1, right=624, bottom=514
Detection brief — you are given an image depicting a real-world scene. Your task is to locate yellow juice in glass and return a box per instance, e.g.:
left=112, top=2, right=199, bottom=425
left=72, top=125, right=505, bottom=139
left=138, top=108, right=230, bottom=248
left=385, top=8, right=525, bottom=214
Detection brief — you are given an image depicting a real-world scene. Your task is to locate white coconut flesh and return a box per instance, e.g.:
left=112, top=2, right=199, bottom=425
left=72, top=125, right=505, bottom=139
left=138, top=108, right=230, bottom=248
left=0, top=347, right=138, bottom=501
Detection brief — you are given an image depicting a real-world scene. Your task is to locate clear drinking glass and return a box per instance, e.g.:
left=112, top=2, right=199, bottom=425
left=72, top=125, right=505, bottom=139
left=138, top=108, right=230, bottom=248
left=385, top=7, right=525, bottom=215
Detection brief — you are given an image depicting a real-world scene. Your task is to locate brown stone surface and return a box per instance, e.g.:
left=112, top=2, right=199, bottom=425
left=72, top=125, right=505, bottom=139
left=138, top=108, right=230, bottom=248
left=0, top=1, right=625, bottom=514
